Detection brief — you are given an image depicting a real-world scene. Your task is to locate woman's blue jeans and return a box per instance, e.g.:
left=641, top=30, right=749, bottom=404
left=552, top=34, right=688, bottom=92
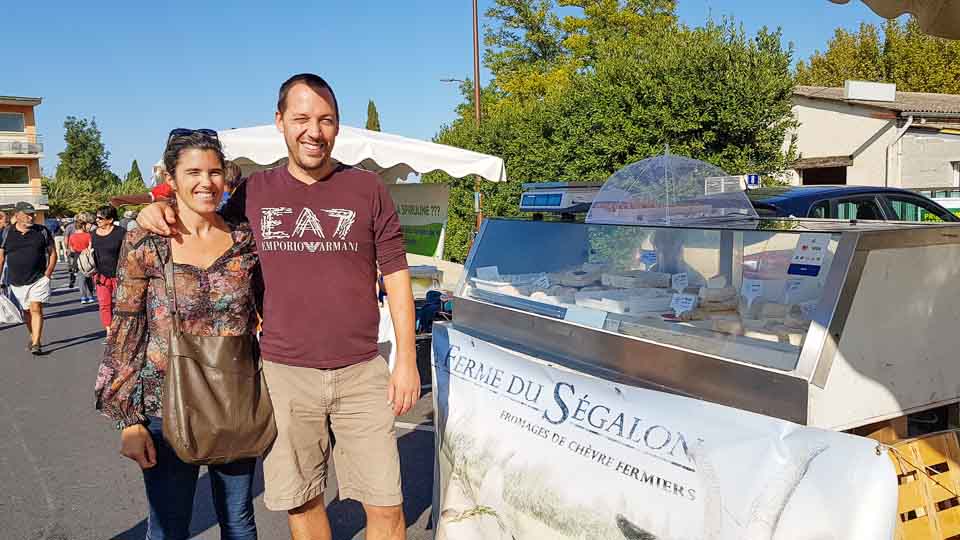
left=142, top=416, right=258, bottom=540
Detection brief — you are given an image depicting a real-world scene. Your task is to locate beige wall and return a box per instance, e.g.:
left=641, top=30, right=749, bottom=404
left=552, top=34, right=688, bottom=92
left=899, top=131, right=960, bottom=189
left=786, top=97, right=898, bottom=187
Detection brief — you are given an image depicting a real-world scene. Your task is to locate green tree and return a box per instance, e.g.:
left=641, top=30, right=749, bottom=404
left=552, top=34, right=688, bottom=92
left=796, top=18, right=960, bottom=94
left=46, top=116, right=122, bottom=214
left=366, top=100, right=382, bottom=131
left=119, top=159, right=147, bottom=194
left=54, top=116, right=113, bottom=188
left=431, top=1, right=797, bottom=262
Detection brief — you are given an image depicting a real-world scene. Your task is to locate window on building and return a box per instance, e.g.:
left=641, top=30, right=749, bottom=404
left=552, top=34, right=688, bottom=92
left=953, top=161, right=960, bottom=187
left=802, top=166, right=847, bottom=186
left=0, top=167, right=29, bottom=184
left=0, top=113, right=25, bottom=132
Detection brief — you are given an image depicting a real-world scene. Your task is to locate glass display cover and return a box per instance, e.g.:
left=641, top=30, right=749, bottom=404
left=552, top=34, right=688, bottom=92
left=460, top=219, right=841, bottom=372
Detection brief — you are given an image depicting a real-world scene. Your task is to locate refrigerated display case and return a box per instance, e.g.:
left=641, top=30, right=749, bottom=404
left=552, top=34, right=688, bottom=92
left=452, top=217, right=960, bottom=430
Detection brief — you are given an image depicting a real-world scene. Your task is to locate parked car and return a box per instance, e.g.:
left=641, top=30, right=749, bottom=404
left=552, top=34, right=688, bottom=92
left=746, top=185, right=959, bottom=222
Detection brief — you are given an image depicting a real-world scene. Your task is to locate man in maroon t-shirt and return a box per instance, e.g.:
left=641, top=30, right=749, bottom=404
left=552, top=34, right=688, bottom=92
left=139, top=74, right=419, bottom=540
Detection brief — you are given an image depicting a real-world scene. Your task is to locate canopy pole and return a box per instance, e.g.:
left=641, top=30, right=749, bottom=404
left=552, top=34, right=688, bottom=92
left=472, top=0, right=484, bottom=232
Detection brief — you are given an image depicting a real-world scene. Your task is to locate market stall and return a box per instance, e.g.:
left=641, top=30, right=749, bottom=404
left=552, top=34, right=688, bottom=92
left=431, top=155, right=960, bottom=539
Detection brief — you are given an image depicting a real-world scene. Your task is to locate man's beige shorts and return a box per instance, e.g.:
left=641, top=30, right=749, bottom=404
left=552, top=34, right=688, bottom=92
left=261, top=356, right=402, bottom=511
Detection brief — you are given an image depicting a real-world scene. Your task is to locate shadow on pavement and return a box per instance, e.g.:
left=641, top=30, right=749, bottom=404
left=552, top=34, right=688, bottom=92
left=45, top=298, right=88, bottom=309
left=110, top=429, right=434, bottom=539
left=44, top=305, right=100, bottom=320
left=44, top=330, right=106, bottom=353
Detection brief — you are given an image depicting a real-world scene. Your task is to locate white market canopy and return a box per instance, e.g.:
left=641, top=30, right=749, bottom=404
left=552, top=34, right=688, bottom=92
left=830, top=0, right=960, bottom=39
left=217, top=124, right=507, bottom=184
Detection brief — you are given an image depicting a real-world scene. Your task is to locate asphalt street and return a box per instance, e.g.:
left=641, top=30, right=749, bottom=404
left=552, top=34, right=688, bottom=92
left=0, top=264, right=437, bottom=540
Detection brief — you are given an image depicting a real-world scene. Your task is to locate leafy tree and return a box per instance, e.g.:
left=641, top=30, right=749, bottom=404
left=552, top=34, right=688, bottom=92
left=796, top=18, right=960, bottom=94
left=45, top=116, right=127, bottom=214
left=431, top=1, right=797, bottom=262
left=54, top=116, right=113, bottom=188
left=366, top=100, right=382, bottom=131
left=119, top=159, right=147, bottom=195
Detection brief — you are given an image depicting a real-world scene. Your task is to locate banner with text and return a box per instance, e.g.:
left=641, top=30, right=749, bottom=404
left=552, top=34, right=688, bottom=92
left=431, top=324, right=897, bottom=540
left=387, top=184, right=449, bottom=257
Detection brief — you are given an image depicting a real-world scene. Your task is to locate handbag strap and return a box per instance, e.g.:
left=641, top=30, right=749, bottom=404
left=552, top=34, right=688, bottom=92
left=161, top=237, right=181, bottom=337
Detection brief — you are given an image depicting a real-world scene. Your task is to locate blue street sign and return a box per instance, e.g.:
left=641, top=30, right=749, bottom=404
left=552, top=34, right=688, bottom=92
left=746, top=174, right=761, bottom=189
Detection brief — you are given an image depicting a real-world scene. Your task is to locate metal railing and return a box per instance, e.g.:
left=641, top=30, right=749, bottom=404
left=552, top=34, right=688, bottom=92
left=0, top=136, right=43, bottom=155
left=0, top=185, right=48, bottom=208
left=915, top=187, right=960, bottom=199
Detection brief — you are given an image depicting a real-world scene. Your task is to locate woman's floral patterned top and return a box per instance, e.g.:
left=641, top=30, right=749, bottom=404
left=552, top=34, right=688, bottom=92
left=94, top=223, right=260, bottom=428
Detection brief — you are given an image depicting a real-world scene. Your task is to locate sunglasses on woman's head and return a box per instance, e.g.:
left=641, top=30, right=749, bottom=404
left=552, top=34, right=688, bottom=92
left=167, top=128, right=218, bottom=143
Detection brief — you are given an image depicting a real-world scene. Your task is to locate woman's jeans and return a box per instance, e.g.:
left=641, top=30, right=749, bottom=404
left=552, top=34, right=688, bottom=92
left=142, top=416, right=258, bottom=540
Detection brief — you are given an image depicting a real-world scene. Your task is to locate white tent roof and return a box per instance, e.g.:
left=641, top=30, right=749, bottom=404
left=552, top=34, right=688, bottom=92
left=830, top=0, right=960, bottom=39
left=217, top=124, right=507, bottom=183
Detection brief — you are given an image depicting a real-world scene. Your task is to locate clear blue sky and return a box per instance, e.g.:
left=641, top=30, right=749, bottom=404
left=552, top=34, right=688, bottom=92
left=5, top=0, right=890, bottom=181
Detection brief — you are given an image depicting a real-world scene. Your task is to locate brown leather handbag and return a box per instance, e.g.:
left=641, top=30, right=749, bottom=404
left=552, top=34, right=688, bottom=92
left=160, top=240, right=276, bottom=465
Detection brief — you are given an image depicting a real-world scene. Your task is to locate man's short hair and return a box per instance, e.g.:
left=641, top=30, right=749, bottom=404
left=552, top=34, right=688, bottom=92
left=277, top=73, right=340, bottom=120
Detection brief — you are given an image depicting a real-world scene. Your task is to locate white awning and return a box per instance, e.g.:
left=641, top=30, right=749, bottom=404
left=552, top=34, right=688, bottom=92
left=217, top=124, right=507, bottom=183
left=830, top=0, right=960, bottom=39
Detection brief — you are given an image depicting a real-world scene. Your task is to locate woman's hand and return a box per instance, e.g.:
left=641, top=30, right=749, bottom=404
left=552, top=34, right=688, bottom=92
left=120, top=424, right=157, bottom=469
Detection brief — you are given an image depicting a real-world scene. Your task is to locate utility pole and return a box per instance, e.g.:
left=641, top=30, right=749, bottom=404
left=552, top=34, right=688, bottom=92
left=472, top=0, right=483, bottom=231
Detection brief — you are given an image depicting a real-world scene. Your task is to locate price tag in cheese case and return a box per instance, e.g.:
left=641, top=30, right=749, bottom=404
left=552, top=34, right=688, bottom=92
left=564, top=306, right=608, bottom=329
left=533, top=274, right=551, bottom=289
left=785, top=278, right=804, bottom=303
left=671, top=272, right=689, bottom=292
left=741, top=278, right=764, bottom=308
left=641, top=250, right=658, bottom=267
left=475, top=266, right=501, bottom=280
left=671, top=293, right=698, bottom=316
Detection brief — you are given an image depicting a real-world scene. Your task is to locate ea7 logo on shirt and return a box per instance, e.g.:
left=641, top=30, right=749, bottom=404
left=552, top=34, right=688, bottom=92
left=259, top=207, right=360, bottom=254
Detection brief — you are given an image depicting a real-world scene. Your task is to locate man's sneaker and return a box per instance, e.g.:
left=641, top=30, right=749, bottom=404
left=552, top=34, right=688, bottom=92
left=30, top=343, right=41, bottom=355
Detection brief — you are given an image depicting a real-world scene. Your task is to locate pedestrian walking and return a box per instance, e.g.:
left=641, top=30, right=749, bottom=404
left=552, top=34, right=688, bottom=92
left=68, top=215, right=96, bottom=304
left=63, top=216, right=78, bottom=289
left=139, top=73, right=419, bottom=540
left=46, top=215, right=67, bottom=261
left=91, top=206, right=126, bottom=337
left=0, top=210, right=11, bottom=305
left=95, top=131, right=261, bottom=540
left=0, top=202, right=57, bottom=354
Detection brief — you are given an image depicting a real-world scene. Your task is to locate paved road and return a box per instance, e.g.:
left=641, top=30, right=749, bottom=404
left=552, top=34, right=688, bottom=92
left=0, top=264, right=436, bottom=540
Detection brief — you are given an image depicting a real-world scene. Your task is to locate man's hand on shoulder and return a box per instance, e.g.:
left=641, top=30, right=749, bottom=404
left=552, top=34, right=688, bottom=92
left=136, top=201, right=178, bottom=236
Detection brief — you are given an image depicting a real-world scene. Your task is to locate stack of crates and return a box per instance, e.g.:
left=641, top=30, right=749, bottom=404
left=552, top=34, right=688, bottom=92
left=891, top=430, right=960, bottom=539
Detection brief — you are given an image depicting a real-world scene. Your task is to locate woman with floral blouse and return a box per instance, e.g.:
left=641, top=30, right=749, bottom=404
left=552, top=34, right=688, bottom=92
left=95, top=130, right=261, bottom=540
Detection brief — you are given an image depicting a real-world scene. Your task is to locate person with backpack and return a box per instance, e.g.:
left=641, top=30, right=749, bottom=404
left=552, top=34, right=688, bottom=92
left=68, top=215, right=96, bottom=304
left=91, top=206, right=126, bottom=335
left=0, top=202, right=57, bottom=355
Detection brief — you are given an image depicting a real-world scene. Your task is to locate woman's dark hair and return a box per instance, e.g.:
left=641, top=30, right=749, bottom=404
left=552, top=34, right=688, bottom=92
left=162, top=131, right=226, bottom=176
left=224, top=160, right=243, bottom=189
left=277, top=73, right=339, bottom=120
left=96, top=205, right=118, bottom=221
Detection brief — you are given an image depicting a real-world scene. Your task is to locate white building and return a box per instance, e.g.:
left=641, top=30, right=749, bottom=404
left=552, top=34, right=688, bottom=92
left=787, top=83, right=960, bottom=189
